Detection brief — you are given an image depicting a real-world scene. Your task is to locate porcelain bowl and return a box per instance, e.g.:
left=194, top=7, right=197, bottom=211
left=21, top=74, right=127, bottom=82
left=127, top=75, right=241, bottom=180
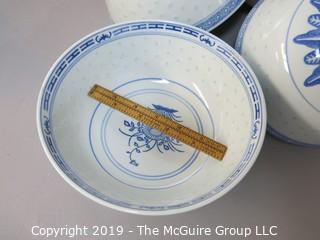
left=236, top=0, right=320, bottom=147
left=37, top=20, right=266, bottom=215
left=105, top=0, right=245, bottom=31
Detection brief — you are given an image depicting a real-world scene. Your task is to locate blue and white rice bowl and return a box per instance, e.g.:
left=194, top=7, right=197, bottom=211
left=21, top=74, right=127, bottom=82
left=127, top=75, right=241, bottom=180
left=37, top=20, right=266, bottom=215
left=236, top=0, right=320, bottom=147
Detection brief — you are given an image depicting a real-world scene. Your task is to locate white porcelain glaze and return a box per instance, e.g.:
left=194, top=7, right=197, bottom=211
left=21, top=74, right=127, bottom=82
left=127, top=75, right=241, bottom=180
left=37, top=21, right=266, bottom=215
left=236, top=0, right=320, bottom=146
left=105, top=0, right=245, bottom=31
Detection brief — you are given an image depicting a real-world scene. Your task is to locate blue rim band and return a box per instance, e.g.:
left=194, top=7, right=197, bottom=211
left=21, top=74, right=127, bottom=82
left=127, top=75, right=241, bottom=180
left=195, top=0, right=245, bottom=30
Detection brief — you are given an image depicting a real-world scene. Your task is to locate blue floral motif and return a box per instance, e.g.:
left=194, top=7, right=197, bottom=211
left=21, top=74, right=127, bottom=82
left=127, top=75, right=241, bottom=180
left=294, top=0, right=320, bottom=87
left=119, top=104, right=184, bottom=167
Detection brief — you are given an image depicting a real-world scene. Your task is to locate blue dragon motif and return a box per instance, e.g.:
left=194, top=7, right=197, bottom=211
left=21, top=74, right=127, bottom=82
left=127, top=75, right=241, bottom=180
left=294, top=0, right=320, bottom=87
left=119, top=104, right=184, bottom=167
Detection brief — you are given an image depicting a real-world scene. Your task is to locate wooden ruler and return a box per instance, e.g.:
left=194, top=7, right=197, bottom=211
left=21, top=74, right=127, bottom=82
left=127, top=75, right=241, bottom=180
left=88, top=84, right=227, bottom=160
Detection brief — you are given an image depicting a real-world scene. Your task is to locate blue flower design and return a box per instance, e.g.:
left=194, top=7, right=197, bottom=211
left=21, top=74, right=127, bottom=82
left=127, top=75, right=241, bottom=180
left=294, top=0, right=320, bottom=87
left=119, top=104, right=184, bottom=167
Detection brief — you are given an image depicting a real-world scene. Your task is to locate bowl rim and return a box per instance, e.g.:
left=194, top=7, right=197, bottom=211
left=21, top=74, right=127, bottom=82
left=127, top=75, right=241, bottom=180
left=195, top=0, right=246, bottom=31
left=37, top=19, right=267, bottom=215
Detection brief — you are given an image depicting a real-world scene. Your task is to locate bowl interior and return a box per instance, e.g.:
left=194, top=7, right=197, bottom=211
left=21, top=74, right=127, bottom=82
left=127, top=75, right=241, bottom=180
left=39, top=22, right=265, bottom=213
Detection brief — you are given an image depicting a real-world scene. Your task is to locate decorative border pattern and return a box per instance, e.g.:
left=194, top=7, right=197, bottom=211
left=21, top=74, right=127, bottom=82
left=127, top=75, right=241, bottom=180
left=38, top=21, right=265, bottom=212
left=196, top=0, right=245, bottom=31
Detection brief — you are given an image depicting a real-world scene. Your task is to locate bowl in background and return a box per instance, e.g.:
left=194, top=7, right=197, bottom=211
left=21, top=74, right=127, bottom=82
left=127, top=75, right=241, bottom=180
left=105, top=0, right=245, bottom=31
left=236, top=0, right=320, bottom=147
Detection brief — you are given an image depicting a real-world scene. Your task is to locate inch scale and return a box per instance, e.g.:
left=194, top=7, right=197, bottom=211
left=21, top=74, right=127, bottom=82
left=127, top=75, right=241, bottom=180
left=88, top=84, right=227, bottom=160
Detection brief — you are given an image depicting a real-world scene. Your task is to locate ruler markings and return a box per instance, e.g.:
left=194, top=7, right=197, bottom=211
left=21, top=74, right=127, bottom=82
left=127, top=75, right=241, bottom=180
left=88, top=84, right=227, bottom=160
